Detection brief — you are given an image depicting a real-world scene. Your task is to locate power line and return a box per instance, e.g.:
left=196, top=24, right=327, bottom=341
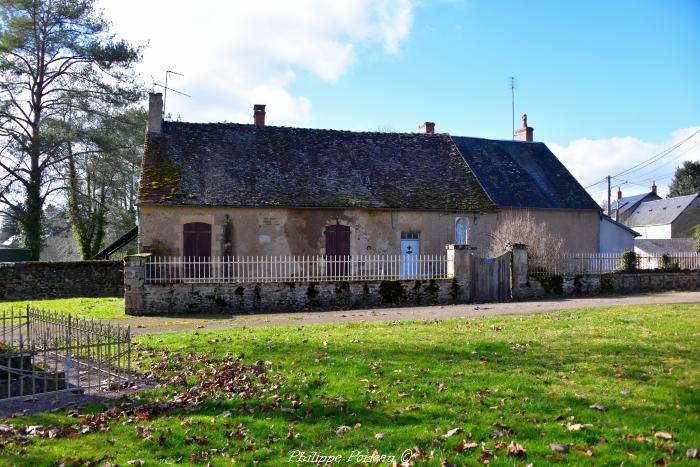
left=613, top=129, right=700, bottom=178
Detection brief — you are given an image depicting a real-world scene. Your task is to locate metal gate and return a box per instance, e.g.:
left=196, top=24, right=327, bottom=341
left=470, top=252, right=511, bottom=302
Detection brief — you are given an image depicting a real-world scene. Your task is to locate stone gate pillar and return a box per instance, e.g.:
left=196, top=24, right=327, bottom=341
left=510, top=244, right=528, bottom=299
left=124, top=254, right=151, bottom=315
left=446, top=244, right=474, bottom=301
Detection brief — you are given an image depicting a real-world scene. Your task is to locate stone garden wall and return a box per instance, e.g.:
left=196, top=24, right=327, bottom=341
left=0, top=261, right=123, bottom=300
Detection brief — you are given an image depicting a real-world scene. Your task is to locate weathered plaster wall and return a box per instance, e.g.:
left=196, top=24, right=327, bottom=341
left=498, top=208, right=600, bottom=253
left=138, top=205, right=601, bottom=259
left=0, top=261, right=123, bottom=300
left=599, top=216, right=636, bottom=253
left=139, top=206, right=497, bottom=257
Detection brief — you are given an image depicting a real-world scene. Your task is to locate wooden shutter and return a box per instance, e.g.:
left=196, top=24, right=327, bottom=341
left=183, top=222, right=212, bottom=279
left=324, top=225, right=350, bottom=278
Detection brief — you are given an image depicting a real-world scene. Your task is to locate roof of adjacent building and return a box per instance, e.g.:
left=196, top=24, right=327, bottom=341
left=600, top=214, right=640, bottom=236
left=634, top=238, right=696, bottom=254
left=611, top=192, right=660, bottom=217
left=626, top=193, right=699, bottom=227
left=450, top=136, right=600, bottom=210
left=139, top=121, right=599, bottom=212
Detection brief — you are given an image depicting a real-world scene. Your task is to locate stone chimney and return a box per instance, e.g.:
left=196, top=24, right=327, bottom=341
left=651, top=181, right=657, bottom=195
left=617, top=187, right=622, bottom=200
left=514, top=113, right=533, bottom=142
left=147, top=93, right=163, bottom=134
left=418, top=122, right=435, bottom=134
left=254, top=104, right=266, bottom=126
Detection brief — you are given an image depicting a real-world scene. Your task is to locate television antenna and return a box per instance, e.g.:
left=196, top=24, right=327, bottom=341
left=508, top=76, right=517, bottom=140
left=151, top=69, right=190, bottom=115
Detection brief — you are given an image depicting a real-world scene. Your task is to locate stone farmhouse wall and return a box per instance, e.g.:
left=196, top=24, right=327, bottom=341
left=124, top=251, right=469, bottom=315
left=0, top=261, right=123, bottom=301
left=510, top=247, right=700, bottom=299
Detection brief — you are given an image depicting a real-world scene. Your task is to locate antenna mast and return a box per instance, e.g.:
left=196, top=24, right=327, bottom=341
left=508, top=76, right=517, bottom=140
left=151, top=69, right=191, bottom=118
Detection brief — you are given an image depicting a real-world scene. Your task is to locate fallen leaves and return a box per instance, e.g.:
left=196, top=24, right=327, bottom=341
left=654, top=432, right=673, bottom=441
left=566, top=422, right=594, bottom=431
left=550, top=443, right=569, bottom=453
left=453, top=439, right=478, bottom=452
left=374, top=432, right=386, bottom=440
left=444, top=427, right=463, bottom=438
left=506, top=442, right=526, bottom=457
left=393, top=404, right=419, bottom=414
left=589, top=403, right=608, bottom=412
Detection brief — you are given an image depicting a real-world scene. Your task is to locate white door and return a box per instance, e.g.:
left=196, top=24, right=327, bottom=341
left=400, top=234, right=420, bottom=279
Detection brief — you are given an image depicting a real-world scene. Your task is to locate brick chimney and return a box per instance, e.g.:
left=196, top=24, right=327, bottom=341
left=651, top=181, right=657, bottom=195
left=617, top=187, right=622, bottom=200
left=514, top=113, right=533, bottom=142
left=147, top=93, right=163, bottom=134
left=254, top=104, right=266, bottom=126
left=418, top=122, right=435, bottom=134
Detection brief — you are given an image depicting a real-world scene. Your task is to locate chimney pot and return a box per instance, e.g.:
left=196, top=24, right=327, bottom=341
left=514, top=113, right=534, bottom=142
left=651, top=181, right=657, bottom=195
left=147, top=92, right=163, bottom=134
left=418, top=122, right=435, bottom=134
left=254, top=104, right=266, bottom=126
left=617, top=187, right=622, bottom=200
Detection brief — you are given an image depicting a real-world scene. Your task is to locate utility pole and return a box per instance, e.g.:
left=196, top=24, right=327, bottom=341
left=606, top=175, right=611, bottom=216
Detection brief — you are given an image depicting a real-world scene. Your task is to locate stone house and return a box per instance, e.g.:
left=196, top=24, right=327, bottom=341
left=137, top=93, right=601, bottom=259
left=625, top=193, right=700, bottom=239
left=610, top=185, right=661, bottom=223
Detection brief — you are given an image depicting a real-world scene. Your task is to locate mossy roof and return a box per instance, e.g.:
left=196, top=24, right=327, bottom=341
left=138, top=122, right=497, bottom=211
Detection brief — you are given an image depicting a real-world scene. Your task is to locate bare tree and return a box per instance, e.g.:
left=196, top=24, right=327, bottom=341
left=489, top=211, right=564, bottom=260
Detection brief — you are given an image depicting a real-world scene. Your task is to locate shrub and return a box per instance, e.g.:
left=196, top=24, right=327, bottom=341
left=694, top=225, right=700, bottom=253
left=618, top=251, right=638, bottom=272
left=659, top=253, right=679, bottom=271
left=489, top=211, right=564, bottom=263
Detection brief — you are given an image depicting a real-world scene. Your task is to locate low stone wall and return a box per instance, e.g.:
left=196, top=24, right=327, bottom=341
left=514, top=271, right=700, bottom=300
left=127, top=278, right=463, bottom=315
left=0, top=261, right=123, bottom=301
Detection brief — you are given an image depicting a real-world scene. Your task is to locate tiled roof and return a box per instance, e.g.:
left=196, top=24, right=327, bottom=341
left=635, top=238, right=696, bottom=254
left=139, top=122, right=497, bottom=211
left=450, top=137, right=600, bottom=210
left=626, top=193, right=699, bottom=226
left=611, top=192, right=660, bottom=216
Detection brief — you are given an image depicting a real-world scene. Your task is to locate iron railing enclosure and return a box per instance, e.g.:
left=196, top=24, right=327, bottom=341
left=145, top=254, right=452, bottom=284
left=0, top=306, right=131, bottom=401
left=529, top=251, right=700, bottom=276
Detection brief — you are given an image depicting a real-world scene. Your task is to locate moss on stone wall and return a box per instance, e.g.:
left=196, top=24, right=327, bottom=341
left=538, top=275, right=563, bottom=295
left=600, top=274, right=614, bottom=293
left=379, top=281, right=404, bottom=304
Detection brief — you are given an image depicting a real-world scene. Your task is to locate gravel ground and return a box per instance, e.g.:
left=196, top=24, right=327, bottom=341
left=115, top=291, right=700, bottom=335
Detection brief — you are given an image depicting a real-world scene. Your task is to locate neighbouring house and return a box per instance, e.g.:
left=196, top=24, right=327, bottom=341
left=610, top=185, right=661, bottom=223
left=137, top=93, right=601, bottom=260
left=598, top=214, right=639, bottom=253
left=625, top=193, right=700, bottom=239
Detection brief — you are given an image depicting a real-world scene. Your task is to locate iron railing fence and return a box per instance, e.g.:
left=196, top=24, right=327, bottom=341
left=0, top=306, right=131, bottom=401
left=529, top=251, right=700, bottom=276
left=145, top=254, right=452, bottom=284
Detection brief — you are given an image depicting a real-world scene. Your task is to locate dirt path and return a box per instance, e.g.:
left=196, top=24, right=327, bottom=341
left=115, top=291, right=700, bottom=335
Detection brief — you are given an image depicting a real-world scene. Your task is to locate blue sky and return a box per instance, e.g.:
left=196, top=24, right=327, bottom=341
left=102, top=0, right=699, bottom=201
left=295, top=0, right=699, bottom=143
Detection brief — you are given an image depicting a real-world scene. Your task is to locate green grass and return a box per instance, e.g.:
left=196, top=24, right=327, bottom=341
left=2, top=303, right=699, bottom=465
left=0, top=297, right=126, bottom=320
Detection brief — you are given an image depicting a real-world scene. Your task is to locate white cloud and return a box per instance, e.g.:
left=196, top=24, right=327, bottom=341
left=98, top=0, right=414, bottom=125
left=548, top=126, right=700, bottom=202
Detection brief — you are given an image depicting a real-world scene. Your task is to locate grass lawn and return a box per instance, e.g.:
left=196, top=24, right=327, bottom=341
left=0, top=297, right=126, bottom=320
left=1, top=303, right=699, bottom=465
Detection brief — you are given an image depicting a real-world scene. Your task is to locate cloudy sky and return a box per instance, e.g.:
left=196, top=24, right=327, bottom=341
left=99, top=0, right=699, bottom=203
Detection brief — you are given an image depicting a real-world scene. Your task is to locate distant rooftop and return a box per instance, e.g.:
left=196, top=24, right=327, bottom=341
left=626, top=193, right=699, bottom=226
